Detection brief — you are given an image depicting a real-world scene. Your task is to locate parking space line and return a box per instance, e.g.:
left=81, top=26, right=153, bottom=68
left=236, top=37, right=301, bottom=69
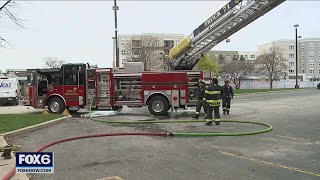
left=218, top=150, right=320, bottom=177
left=275, top=135, right=307, bottom=141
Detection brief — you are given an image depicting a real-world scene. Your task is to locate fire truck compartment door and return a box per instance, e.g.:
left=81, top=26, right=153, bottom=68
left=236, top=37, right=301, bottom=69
left=180, top=90, right=186, bottom=106
left=171, top=90, right=179, bottom=107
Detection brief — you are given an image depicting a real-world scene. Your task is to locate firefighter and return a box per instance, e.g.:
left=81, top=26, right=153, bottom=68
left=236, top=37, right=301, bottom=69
left=192, top=79, right=207, bottom=119
left=221, top=80, right=234, bottom=114
left=203, top=77, right=222, bottom=126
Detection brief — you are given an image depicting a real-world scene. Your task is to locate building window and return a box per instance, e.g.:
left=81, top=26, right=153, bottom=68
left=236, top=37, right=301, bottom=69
left=309, top=52, right=315, bottom=58
left=289, top=45, right=294, bottom=51
left=302, top=69, right=305, bottom=73
left=289, top=53, right=295, bottom=59
left=289, top=62, right=294, bottom=66
left=301, top=52, right=304, bottom=58
left=251, top=55, right=256, bottom=59
left=309, top=60, right=315, bottom=66
left=289, top=69, right=295, bottom=74
left=156, top=40, right=160, bottom=46
left=121, top=40, right=126, bottom=45
left=301, top=44, right=304, bottom=50
left=309, top=68, right=314, bottom=74
left=245, top=55, right=248, bottom=59
left=164, top=40, right=175, bottom=47
left=310, top=43, right=315, bottom=50
left=121, top=49, right=126, bottom=55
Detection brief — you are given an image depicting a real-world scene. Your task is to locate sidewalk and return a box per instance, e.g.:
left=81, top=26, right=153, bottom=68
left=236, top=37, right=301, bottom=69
left=0, top=136, right=29, bottom=180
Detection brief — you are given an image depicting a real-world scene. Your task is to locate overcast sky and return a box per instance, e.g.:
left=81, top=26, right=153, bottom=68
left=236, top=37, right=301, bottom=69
left=0, top=1, right=319, bottom=71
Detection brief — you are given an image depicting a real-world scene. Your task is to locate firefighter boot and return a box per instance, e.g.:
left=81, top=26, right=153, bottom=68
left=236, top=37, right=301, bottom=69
left=215, top=119, right=220, bottom=126
left=205, top=121, right=212, bottom=126
left=192, top=114, right=199, bottom=119
left=223, top=110, right=226, bottom=115
left=227, top=110, right=230, bottom=114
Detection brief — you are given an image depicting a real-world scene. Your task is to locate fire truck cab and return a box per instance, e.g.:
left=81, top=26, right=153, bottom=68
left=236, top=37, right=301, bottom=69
left=27, top=63, right=203, bottom=116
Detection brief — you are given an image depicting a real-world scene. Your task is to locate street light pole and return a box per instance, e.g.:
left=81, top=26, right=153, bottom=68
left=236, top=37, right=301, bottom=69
left=113, top=0, right=119, bottom=67
left=294, top=24, right=299, bottom=88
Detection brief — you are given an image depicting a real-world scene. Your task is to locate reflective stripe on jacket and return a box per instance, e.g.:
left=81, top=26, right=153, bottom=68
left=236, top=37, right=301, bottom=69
left=203, top=84, right=222, bottom=107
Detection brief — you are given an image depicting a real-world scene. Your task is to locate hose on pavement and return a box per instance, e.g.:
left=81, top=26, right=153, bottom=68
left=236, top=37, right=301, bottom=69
left=88, top=99, right=273, bottom=137
left=2, top=100, right=272, bottom=180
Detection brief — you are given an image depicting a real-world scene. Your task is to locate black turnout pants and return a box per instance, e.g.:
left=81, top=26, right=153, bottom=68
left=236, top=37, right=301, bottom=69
left=206, top=106, right=220, bottom=120
left=196, top=99, right=207, bottom=114
left=222, top=97, right=231, bottom=112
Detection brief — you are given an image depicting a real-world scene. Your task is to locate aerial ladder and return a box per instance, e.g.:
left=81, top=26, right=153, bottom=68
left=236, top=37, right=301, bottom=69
left=168, top=0, right=286, bottom=70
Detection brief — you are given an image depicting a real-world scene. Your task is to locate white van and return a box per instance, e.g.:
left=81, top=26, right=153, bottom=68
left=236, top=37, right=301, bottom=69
left=0, top=77, right=20, bottom=105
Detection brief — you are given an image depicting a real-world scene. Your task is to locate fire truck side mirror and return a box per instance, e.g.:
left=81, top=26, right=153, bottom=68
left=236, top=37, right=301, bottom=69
left=27, top=75, right=31, bottom=82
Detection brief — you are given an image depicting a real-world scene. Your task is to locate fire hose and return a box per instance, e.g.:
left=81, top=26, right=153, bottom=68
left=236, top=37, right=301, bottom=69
left=88, top=99, right=272, bottom=137
left=2, top=100, right=272, bottom=180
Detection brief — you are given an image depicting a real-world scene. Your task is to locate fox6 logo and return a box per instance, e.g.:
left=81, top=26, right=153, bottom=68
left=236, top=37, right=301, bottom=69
left=16, top=152, right=54, bottom=173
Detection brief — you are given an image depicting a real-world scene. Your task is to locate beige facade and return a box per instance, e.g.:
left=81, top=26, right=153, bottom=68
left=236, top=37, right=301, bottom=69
left=257, top=38, right=320, bottom=81
left=114, top=33, right=185, bottom=70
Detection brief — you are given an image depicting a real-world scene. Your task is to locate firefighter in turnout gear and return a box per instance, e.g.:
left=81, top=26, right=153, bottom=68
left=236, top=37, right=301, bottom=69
left=203, top=77, right=222, bottom=126
left=221, top=80, right=234, bottom=114
left=192, top=79, right=207, bottom=119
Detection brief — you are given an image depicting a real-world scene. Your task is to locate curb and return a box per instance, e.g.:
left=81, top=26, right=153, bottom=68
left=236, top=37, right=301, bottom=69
left=0, top=136, right=29, bottom=180
left=1, top=115, right=71, bottom=139
left=0, top=116, right=71, bottom=180
left=235, top=88, right=312, bottom=96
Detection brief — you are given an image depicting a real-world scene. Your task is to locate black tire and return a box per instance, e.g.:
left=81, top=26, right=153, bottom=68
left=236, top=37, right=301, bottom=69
left=148, top=96, right=169, bottom=116
left=47, top=97, right=65, bottom=114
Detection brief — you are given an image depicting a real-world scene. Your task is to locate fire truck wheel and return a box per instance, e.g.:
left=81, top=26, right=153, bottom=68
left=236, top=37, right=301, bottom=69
left=47, top=97, right=65, bottom=114
left=148, top=96, right=169, bottom=116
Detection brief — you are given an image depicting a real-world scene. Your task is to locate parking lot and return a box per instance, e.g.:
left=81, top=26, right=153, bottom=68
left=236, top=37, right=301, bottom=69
left=8, top=89, right=320, bottom=180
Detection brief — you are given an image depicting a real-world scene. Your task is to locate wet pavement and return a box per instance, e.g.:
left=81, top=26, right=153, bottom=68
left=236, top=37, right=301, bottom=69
left=8, top=89, right=320, bottom=180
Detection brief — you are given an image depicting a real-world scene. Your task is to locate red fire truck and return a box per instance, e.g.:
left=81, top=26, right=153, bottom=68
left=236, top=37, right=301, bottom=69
left=26, top=0, right=284, bottom=115
left=27, top=63, right=203, bottom=116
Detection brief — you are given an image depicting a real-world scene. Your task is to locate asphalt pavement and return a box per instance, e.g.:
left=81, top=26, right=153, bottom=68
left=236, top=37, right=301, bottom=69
left=8, top=89, right=320, bottom=180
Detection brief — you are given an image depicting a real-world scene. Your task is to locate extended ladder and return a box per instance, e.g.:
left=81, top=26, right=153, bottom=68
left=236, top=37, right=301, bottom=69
left=171, top=0, right=286, bottom=70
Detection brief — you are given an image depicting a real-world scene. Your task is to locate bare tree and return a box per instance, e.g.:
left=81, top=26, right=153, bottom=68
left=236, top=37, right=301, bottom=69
left=0, top=0, right=24, bottom=47
left=123, top=34, right=161, bottom=71
left=222, top=60, right=255, bottom=89
left=43, top=57, right=66, bottom=69
left=255, top=46, right=288, bottom=89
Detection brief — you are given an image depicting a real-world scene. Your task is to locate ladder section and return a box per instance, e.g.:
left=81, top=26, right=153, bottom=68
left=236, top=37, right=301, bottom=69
left=171, top=0, right=286, bottom=70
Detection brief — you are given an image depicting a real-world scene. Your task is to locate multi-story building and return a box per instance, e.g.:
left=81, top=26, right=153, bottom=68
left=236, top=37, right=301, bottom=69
left=257, top=40, right=297, bottom=80
left=208, top=50, right=239, bottom=63
left=257, top=38, right=320, bottom=81
left=207, top=50, right=257, bottom=62
left=238, top=51, right=257, bottom=61
left=299, top=38, right=320, bottom=81
left=113, top=33, right=185, bottom=70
